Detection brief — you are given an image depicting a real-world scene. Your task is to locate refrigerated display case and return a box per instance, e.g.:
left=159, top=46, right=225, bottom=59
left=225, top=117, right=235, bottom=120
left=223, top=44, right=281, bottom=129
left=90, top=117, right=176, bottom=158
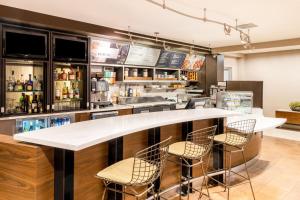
left=50, top=114, right=75, bottom=127
left=216, top=91, right=253, bottom=114
left=16, top=116, right=49, bottom=133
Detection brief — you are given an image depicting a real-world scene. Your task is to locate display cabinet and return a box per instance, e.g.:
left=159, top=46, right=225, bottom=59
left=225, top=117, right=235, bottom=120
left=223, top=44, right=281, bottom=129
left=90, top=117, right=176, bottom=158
left=216, top=91, right=253, bottom=114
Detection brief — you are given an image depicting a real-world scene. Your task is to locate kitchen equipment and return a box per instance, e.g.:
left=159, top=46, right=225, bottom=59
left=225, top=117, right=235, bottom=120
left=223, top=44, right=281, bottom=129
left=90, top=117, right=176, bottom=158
left=91, top=111, right=118, bottom=120
left=16, top=116, right=49, bottom=133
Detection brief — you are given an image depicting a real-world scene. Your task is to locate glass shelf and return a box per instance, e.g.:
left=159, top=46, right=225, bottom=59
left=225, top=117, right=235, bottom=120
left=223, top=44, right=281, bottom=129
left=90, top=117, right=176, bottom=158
left=54, top=80, right=82, bottom=82
left=54, top=98, right=83, bottom=103
left=6, top=90, right=43, bottom=93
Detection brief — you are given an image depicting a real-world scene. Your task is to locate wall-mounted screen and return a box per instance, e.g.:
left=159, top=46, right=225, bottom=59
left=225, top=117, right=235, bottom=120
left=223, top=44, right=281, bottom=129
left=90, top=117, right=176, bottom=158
left=53, top=36, right=87, bottom=62
left=181, top=54, right=206, bottom=70
left=90, top=38, right=129, bottom=64
left=3, top=28, right=47, bottom=59
left=125, top=45, right=161, bottom=66
left=156, top=50, right=186, bottom=68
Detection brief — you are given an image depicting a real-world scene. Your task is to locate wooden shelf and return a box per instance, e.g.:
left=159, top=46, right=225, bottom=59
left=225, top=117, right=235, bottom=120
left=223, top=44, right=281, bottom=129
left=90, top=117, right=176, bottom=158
left=124, top=77, right=152, bottom=81
left=155, top=78, right=178, bottom=81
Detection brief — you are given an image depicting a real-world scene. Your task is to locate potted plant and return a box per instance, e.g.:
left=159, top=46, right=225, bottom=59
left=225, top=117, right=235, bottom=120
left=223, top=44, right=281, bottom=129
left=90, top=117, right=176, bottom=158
left=289, top=102, right=300, bottom=112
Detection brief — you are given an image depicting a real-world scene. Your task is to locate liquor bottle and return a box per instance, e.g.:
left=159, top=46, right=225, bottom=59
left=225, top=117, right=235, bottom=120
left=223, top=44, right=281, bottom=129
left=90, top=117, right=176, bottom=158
left=15, top=75, right=23, bottom=92
left=54, top=69, right=58, bottom=81
left=68, top=87, right=74, bottom=99
left=20, top=74, right=25, bottom=91
left=19, top=93, right=26, bottom=112
left=62, top=83, right=68, bottom=99
left=32, top=95, right=38, bottom=113
left=76, top=66, right=81, bottom=81
left=26, top=74, right=33, bottom=91
left=68, top=68, right=75, bottom=80
left=27, top=95, right=32, bottom=114
left=62, top=69, right=67, bottom=80
left=7, top=70, right=15, bottom=91
left=73, top=82, right=80, bottom=99
left=55, top=83, right=61, bottom=100
left=36, top=76, right=42, bottom=91
left=32, top=75, right=37, bottom=91
left=38, top=95, right=43, bottom=113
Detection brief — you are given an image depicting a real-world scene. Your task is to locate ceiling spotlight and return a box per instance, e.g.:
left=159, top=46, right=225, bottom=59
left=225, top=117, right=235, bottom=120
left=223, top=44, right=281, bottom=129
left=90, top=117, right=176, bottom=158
left=154, top=32, right=159, bottom=42
left=128, top=26, right=134, bottom=46
left=162, top=0, right=166, bottom=9
left=240, top=31, right=249, bottom=44
left=224, top=23, right=231, bottom=36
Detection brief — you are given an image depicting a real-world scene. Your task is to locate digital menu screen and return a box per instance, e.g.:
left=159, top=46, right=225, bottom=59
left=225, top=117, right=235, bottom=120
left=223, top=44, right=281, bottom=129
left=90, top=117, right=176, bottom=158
left=181, top=54, right=206, bottom=70
left=90, top=38, right=130, bottom=64
left=125, top=45, right=161, bottom=66
left=156, top=50, right=186, bottom=68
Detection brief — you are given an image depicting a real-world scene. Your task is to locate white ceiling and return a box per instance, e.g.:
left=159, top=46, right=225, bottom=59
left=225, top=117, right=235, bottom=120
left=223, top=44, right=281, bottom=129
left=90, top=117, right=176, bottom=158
left=0, top=0, right=300, bottom=48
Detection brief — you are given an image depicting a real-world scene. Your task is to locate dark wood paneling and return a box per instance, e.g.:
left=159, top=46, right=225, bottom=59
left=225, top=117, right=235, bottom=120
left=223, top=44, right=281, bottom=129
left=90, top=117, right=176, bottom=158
left=74, top=143, right=108, bottom=200
left=276, top=110, right=300, bottom=125
left=226, top=81, right=263, bottom=108
left=160, top=123, right=182, bottom=190
left=0, top=134, right=54, bottom=200
left=75, top=112, right=91, bottom=122
left=0, top=119, right=16, bottom=135
left=204, top=54, right=224, bottom=94
left=118, top=109, right=133, bottom=116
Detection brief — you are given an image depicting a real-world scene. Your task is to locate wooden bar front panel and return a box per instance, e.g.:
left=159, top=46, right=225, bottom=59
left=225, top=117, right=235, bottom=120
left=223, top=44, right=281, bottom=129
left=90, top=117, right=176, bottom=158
left=74, top=142, right=108, bottom=200
left=0, top=135, right=54, bottom=200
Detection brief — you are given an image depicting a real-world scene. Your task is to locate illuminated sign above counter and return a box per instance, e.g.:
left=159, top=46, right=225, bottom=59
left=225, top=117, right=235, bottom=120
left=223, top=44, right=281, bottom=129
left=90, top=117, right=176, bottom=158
left=125, top=45, right=161, bottom=66
left=90, top=38, right=130, bottom=64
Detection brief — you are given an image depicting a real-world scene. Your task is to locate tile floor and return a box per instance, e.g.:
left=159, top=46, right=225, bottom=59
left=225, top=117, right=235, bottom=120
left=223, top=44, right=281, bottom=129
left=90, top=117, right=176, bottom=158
left=161, top=128, right=300, bottom=200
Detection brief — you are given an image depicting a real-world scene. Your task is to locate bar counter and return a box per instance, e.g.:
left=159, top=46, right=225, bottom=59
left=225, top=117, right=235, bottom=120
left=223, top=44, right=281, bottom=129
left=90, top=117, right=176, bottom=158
left=0, top=108, right=286, bottom=200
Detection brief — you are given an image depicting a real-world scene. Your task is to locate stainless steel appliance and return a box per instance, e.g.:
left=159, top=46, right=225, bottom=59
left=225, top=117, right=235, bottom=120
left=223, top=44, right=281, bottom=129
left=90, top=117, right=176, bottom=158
left=91, top=111, right=118, bottom=120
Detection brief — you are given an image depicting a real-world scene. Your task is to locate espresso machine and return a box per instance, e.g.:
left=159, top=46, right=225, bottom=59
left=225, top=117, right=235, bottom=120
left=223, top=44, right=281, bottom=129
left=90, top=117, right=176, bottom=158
left=90, top=73, right=112, bottom=109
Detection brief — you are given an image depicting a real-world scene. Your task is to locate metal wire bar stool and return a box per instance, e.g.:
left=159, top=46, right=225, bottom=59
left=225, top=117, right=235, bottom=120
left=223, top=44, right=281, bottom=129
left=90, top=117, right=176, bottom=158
left=96, top=137, right=171, bottom=200
left=167, top=125, right=217, bottom=200
left=211, top=119, right=256, bottom=200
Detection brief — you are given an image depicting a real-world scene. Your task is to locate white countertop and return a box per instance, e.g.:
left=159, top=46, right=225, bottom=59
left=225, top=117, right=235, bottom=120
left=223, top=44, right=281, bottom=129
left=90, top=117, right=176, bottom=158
left=227, top=108, right=287, bottom=132
left=14, top=108, right=239, bottom=151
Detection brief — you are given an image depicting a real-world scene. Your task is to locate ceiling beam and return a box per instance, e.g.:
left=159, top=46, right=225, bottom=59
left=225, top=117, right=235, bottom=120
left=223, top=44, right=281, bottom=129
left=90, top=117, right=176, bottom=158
left=212, top=38, right=300, bottom=53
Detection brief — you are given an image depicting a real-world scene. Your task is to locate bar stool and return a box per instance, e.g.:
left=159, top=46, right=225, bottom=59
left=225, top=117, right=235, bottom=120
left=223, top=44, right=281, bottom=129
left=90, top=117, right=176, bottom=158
left=96, top=137, right=171, bottom=200
left=212, top=119, right=256, bottom=200
left=167, top=125, right=217, bottom=200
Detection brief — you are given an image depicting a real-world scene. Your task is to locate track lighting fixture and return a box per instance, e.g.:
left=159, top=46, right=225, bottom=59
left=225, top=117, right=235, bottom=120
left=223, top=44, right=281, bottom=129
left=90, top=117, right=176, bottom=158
left=128, top=26, right=135, bottom=46
left=145, top=0, right=254, bottom=48
left=224, top=23, right=231, bottom=36
left=154, top=32, right=159, bottom=42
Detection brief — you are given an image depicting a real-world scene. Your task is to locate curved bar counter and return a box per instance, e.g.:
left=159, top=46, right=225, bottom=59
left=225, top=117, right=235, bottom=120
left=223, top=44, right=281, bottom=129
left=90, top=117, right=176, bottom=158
left=0, top=108, right=285, bottom=200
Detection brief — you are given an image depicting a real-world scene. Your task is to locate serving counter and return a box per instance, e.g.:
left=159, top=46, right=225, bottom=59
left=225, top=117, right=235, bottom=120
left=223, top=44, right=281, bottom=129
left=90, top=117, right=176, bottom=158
left=0, top=108, right=285, bottom=200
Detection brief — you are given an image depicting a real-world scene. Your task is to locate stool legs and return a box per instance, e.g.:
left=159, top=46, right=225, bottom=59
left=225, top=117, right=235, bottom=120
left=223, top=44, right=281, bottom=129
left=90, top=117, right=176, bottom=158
left=242, top=151, right=255, bottom=200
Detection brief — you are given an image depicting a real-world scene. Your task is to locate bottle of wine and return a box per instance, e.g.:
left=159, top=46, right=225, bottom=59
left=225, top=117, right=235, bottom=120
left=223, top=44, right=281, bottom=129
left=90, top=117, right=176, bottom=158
left=74, top=82, right=80, bottom=99
left=68, top=68, right=75, bottom=80
left=19, top=93, right=26, bottom=112
left=55, top=83, right=61, bottom=100
left=62, top=83, right=68, bottom=99
left=62, top=69, right=67, bottom=81
left=20, top=74, right=25, bottom=91
left=76, top=66, right=81, bottom=81
left=26, top=74, right=33, bottom=91
left=32, top=95, right=38, bottom=113
left=38, top=95, right=43, bottom=113
left=68, top=87, right=74, bottom=99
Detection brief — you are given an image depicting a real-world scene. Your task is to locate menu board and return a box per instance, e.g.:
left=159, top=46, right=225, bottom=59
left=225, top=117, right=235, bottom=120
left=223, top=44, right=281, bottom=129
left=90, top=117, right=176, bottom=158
left=125, top=45, right=161, bottom=66
left=90, top=38, right=130, bottom=64
left=181, top=54, right=206, bottom=70
left=156, top=50, right=186, bottom=68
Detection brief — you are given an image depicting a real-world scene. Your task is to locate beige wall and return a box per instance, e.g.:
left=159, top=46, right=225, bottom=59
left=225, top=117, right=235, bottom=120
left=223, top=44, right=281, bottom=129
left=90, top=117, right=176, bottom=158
left=224, top=56, right=240, bottom=80
left=236, top=50, right=300, bottom=117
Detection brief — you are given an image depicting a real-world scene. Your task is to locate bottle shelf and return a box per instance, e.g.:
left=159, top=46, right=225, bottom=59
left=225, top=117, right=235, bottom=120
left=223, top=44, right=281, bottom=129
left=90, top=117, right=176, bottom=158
left=54, top=98, right=83, bottom=103
left=6, top=90, right=43, bottom=93
left=54, top=80, right=82, bottom=82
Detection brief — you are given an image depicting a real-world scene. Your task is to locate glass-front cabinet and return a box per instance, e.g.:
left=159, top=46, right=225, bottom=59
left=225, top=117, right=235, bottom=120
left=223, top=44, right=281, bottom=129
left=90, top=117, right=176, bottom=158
left=52, top=63, right=87, bottom=111
left=5, top=60, right=47, bottom=114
